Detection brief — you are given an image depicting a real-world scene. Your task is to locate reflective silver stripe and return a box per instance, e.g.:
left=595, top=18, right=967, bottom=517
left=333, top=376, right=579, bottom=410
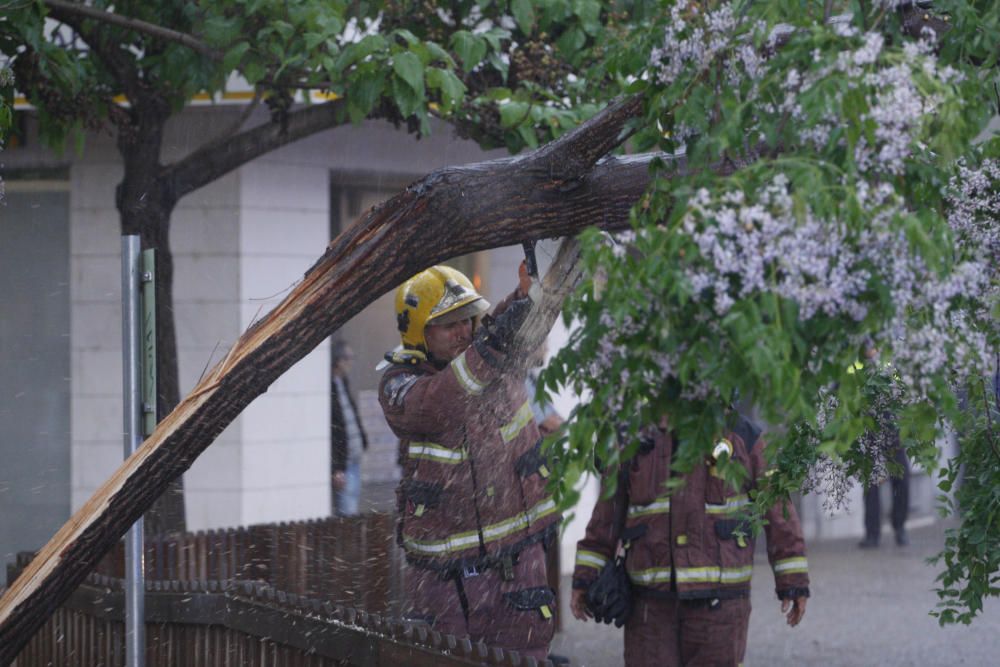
left=773, top=557, right=809, bottom=574
left=628, top=567, right=673, bottom=585
left=403, top=529, right=481, bottom=555
left=675, top=565, right=753, bottom=584
left=500, top=401, right=534, bottom=443
left=576, top=551, right=607, bottom=570
left=481, top=512, right=530, bottom=542
left=526, top=497, right=558, bottom=524
left=452, top=353, right=487, bottom=395
left=628, top=497, right=671, bottom=517
left=403, top=498, right=556, bottom=556
left=408, top=442, right=466, bottom=464
left=704, top=494, right=750, bottom=514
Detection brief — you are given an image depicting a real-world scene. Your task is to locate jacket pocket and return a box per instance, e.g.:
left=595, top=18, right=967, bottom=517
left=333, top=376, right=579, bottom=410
left=714, top=518, right=752, bottom=544
left=402, top=479, right=444, bottom=514
left=514, top=438, right=551, bottom=480
left=504, top=586, right=557, bottom=614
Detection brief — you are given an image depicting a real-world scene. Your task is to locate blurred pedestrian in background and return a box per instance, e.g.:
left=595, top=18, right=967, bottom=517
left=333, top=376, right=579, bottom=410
left=331, top=339, right=368, bottom=517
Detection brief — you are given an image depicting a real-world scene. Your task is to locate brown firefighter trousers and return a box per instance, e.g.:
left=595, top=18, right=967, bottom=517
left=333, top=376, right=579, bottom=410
left=624, top=594, right=751, bottom=667
left=403, top=541, right=554, bottom=661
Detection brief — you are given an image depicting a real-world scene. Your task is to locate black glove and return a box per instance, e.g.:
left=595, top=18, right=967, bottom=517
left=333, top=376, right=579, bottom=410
left=473, top=296, right=532, bottom=355
left=586, top=557, right=632, bottom=627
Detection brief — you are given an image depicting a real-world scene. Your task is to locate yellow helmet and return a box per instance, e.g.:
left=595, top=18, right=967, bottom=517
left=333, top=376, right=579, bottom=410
left=395, top=265, right=490, bottom=351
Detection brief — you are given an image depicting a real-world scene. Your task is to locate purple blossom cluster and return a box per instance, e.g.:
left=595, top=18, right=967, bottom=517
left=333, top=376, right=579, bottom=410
left=855, top=182, right=993, bottom=396
left=793, top=32, right=960, bottom=176
left=681, top=175, right=994, bottom=398
left=946, top=159, right=1000, bottom=272
left=683, top=176, right=870, bottom=320
left=649, top=2, right=739, bottom=85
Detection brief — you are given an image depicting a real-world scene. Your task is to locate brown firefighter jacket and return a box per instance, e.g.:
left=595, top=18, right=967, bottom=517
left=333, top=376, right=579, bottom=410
left=379, top=296, right=559, bottom=573
left=573, top=417, right=810, bottom=601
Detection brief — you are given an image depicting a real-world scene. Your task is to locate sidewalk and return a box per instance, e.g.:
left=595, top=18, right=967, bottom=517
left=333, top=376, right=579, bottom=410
left=550, top=519, right=1000, bottom=666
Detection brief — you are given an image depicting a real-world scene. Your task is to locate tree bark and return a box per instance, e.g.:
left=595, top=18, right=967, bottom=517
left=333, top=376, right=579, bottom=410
left=115, top=98, right=187, bottom=535
left=0, top=95, right=656, bottom=662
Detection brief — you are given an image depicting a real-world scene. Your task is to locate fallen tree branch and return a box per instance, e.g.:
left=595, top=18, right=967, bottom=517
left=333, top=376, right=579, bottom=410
left=0, top=95, right=659, bottom=662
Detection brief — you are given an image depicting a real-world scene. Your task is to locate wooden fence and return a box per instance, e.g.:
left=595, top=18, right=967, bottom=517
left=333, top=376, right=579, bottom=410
left=7, top=512, right=561, bottom=666
left=11, top=575, right=555, bottom=667
left=89, top=511, right=401, bottom=612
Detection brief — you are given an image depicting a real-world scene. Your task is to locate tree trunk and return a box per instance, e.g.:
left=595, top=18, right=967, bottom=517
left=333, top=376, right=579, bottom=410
left=116, top=104, right=187, bottom=535
left=0, top=95, right=652, bottom=662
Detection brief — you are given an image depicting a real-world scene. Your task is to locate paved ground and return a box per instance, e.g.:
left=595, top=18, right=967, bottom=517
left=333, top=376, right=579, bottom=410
left=549, top=519, right=1000, bottom=666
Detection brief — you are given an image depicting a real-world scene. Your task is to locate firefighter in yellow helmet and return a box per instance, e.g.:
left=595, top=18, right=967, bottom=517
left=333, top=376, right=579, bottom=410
left=390, top=265, right=491, bottom=365
left=379, top=263, right=560, bottom=660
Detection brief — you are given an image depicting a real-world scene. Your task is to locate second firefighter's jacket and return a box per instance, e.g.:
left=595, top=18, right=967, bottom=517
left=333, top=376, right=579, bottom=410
left=379, top=297, right=559, bottom=572
left=573, top=418, right=810, bottom=600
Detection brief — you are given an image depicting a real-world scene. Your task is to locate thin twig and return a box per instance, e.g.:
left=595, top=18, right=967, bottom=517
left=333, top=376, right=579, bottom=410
left=43, top=0, right=222, bottom=60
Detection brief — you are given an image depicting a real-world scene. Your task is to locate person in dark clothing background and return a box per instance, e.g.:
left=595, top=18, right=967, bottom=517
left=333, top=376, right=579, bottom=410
left=331, top=339, right=368, bottom=517
left=859, top=443, right=910, bottom=548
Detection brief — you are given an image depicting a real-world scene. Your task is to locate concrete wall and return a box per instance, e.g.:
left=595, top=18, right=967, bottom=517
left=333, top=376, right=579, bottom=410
left=0, top=183, right=71, bottom=566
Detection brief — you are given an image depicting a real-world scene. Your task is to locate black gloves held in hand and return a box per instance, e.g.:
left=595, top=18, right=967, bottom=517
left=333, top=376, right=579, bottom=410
left=586, top=558, right=632, bottom=628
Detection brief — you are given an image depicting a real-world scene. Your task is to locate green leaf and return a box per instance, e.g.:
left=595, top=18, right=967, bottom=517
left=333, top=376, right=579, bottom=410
left=425, top=42, right=457, bottom=68
left=392, top=51, right=425, bottom=93
left=427, top=67, right=467, bottom=111
left=334, top=34, right=388, bottom=72
left=242, top=60, right=266, bottom=84
left=393, top=29, right=420, bottom=46
left=347, top=65, right=385, bottom=119
left=391, top=75, right=423, bottom=117
left=511, top=0, right=536, bottom=34
left=451, top=31, right=487, bottom=72
left=272, top=21, right=295, bottom=41
left=201, top=16, right=243, bottom=46
left=499, top=100, right=530, bottom=128
left=304, top=32, right=326, bottom=51
left=556, top=26, right=585, bottom=55
left=574, top=0, right=602, bottom=35
left=518, top=123, right=539, bottom=149
left=482, top=27, right=511, bottom=52
left=223, top=42, right=251, bottom=72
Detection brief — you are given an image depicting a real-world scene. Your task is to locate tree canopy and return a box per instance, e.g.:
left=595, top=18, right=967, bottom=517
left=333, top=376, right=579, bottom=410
left=538, top=0, right=1000, bottom=626
left=0, top=0, right=998, bottom=651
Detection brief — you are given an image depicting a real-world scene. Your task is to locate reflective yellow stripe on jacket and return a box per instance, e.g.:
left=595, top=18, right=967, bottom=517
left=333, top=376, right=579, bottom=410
left=452, top=354, right=487, bottom=395
left=675, top=565, right=753, bottom=584
left=629, top=567, right=673, bottom=585
left=408, top=442, right=466, bottom=464
left=629, top=494, right=751, bottom=517
left=403, top=497, right=557, bottom=557
left=500, top=401, right=534, bottom=443
left=628, top=497, right=671, bottom=517
left=575, top=550, right=608, bottom=571
left=773, top=556, right=809, bottom=575
left=704, top=494, right=751, bottom=514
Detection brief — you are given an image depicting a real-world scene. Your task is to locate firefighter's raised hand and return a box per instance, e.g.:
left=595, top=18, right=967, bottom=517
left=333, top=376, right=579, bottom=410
left=517, top=260, right=532, bottom=299
left=781, top=596, right=807, bottom=627
left=570, top=588, right=592, bottom=622
left=332, top=471, right=346, bottom=491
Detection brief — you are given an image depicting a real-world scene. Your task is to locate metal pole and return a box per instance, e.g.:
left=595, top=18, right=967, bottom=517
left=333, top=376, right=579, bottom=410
left=121, top=235, right=145, bottom=666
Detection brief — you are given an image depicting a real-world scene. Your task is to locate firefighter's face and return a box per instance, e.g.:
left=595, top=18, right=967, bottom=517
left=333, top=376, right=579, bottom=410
left=425, top=318, right=473, bottom=362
